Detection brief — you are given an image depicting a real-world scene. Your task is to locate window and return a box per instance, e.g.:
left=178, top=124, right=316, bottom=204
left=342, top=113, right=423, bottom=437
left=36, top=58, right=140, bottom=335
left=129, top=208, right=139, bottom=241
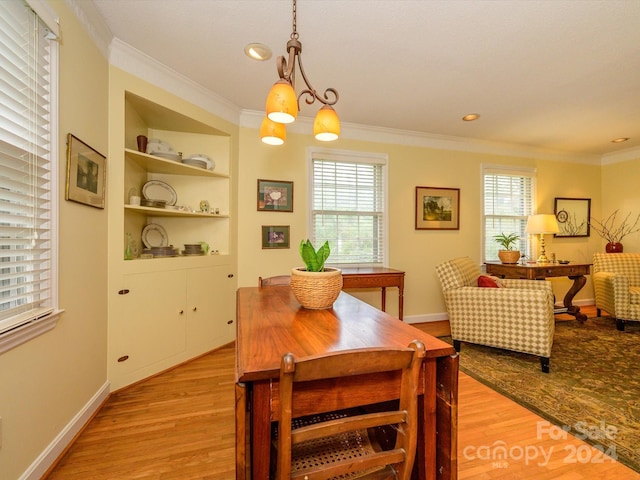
left=309, top=149, right=388, bottom=266
left=0, top=0, right=59, bottom=352
left=483, top=165, right=535, bottom=262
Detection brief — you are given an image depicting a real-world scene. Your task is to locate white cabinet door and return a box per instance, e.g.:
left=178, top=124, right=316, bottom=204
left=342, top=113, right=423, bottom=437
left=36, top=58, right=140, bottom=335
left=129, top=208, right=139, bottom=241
left=112, top=269, right=187, bottom=382
left=186, top=266, right=235, bottom=354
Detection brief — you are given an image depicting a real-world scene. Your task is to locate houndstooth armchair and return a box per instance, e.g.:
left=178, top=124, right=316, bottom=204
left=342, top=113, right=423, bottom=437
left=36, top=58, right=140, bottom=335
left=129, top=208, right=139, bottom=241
left=592, top=253, right=640, bottom=331
left=435, top=256, right=556, bottom=373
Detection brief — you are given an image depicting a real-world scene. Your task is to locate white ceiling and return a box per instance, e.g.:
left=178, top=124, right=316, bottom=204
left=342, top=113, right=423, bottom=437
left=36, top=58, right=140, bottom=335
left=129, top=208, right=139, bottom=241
left=89, top=0, right=640, bottom=158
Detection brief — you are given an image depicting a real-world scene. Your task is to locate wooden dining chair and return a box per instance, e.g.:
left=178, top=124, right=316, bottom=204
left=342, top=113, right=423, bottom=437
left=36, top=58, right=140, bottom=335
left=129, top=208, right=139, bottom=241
left=258, top=275, right=291, bottom=287
left=273, top=340, right=425, bottom=480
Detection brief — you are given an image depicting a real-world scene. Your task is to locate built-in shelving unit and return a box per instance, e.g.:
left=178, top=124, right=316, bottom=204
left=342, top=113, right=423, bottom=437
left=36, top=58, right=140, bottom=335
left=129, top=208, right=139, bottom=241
left=107, top=72, right=237, bottom=390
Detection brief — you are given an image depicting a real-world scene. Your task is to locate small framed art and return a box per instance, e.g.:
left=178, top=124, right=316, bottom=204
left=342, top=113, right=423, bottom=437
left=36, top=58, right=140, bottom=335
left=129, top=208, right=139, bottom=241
left=554, top=197, right=591, bottom=237
left=257, top=179, right=293, bottom=211
left=65, top=133, right=107, bottom=208
left=261, top=225, right=290, bottom=249
left=415, top=186, right=460, bottom=230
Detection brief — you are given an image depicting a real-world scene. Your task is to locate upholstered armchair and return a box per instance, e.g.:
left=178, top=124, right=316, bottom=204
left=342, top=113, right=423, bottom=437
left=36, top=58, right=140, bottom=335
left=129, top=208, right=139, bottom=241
left=592, top=253, right=640, bottom=331
left=435, top=256, right=555, bottom=372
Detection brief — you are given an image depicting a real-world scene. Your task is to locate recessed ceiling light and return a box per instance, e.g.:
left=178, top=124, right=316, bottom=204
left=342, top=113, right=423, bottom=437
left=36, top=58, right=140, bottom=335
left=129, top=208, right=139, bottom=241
left=611, top=137, right=630, bottom=143
left=462, top=113, right=480, bottom=121
left=244, top=43, right=272, bottom=61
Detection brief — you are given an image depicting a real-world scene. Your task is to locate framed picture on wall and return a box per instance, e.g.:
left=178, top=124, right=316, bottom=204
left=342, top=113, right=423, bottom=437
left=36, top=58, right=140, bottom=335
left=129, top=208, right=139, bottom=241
left=554, top=197, right=591, bottom=237
left=261, top=225, right=290, bottom=249
left=65, top=133, right=107, bottom=209
left=257, top=179, right=293, bottom=211
left=415, top=186, right=460, bottom=230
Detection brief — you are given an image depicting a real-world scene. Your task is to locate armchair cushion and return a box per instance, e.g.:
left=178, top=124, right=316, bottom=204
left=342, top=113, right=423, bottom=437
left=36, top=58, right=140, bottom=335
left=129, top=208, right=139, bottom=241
left=477, top=275, right=503, bottom=288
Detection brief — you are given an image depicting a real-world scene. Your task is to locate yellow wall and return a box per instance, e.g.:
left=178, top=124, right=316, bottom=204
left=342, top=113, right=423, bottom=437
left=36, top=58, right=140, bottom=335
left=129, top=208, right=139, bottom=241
left=601, top=155, right=640, bottom=253
left=238, top=128, right=603, bottom=318
left=0, top=2, right=109, bottom=478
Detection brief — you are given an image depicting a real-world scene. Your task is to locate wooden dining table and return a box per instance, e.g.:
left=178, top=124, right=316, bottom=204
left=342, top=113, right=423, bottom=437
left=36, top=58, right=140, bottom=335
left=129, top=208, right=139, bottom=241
left=235, top=286, right=459, bottom=480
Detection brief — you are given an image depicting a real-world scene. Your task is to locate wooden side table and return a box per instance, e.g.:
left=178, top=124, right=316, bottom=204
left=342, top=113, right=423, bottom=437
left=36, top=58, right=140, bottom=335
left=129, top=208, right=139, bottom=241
left=341, top=267, right=405, bottom=320
left=485, top=262, right=591, bottom=322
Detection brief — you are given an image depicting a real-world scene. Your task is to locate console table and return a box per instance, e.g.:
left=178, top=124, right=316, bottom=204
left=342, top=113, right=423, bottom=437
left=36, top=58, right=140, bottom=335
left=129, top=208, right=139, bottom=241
left=341, top=267, right=405, bottom=320
left=485, top=262, right=591, bottom=322
left=235, top=287, right=458, bottom=480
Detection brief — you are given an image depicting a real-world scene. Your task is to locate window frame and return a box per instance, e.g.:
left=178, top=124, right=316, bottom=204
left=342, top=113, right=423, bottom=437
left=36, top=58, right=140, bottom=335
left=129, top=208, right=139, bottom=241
left=307, top=148, right=389, bottom=267
left=482, top=164, right=536, bottom=263
left=0, top=0, right=61, bottom=354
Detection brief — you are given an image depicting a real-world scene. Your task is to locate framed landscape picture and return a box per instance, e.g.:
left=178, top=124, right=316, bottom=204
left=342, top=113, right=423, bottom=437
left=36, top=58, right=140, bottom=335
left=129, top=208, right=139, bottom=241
left=65, top=133, right=107, bottom=209
left=554, top=197, right=590, bottom=237
left=261, top=225, right=290, bottom=249
left=257, top=179, right=293, bottom=211
left=415, top=186, right=460, bottom=230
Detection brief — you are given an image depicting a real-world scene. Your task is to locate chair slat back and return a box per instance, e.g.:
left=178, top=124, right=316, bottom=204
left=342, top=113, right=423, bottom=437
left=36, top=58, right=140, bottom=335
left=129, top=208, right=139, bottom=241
left=276, top=340, right=425, bottom=480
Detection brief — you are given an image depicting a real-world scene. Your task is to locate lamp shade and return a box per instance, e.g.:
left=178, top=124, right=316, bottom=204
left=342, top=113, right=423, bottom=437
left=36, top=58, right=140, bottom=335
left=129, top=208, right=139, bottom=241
left=526, top=214, right=560, bottom=234
left=260, top=117, right=286, bottom=145
left=313, top=105, right=340, bottom=141
left=266, top=79, right=298, bottom=124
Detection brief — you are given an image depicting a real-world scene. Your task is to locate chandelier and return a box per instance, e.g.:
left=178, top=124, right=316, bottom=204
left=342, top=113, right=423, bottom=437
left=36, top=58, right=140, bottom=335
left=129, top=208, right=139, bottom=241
left=260, top=0, right=340, bottom=145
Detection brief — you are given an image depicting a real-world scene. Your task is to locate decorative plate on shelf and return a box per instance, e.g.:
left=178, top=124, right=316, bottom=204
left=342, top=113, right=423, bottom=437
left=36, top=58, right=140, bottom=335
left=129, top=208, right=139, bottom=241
left=142, top=180, right=177, bottom=206
left=141, top=223, right=169, bottom=248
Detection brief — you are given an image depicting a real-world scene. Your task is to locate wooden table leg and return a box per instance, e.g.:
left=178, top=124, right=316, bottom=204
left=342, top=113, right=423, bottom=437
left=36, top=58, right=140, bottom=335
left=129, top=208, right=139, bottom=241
left=420, top=359, right=437, bottom=480
left=436, top=354, right=459, bottom=480
left=251, top=381, right=272, bottom=480
left=235, top=383, right=248, bottom=480
left=381, top=286, right=387, bottom=312
left=565, top=274, right=587, bottom=322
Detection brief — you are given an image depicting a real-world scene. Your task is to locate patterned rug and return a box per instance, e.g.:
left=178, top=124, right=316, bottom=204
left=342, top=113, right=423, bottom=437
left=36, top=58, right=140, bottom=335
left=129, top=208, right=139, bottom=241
left=442, top=316, right=640, bottom=473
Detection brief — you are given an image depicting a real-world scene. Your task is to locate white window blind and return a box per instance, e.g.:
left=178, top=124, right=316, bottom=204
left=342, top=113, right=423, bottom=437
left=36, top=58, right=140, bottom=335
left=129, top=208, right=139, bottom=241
left=0, top=0, right=58, bottom=337
left=310, top=150, right=387, bottom=265
left=483, top=165, right=535, bottom=262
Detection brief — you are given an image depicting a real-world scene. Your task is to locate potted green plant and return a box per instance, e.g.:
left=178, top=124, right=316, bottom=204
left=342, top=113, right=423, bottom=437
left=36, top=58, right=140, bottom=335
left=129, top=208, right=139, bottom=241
left=290, top=240, right=343, bottom=309
left=494, top=233, right=521, bottom=264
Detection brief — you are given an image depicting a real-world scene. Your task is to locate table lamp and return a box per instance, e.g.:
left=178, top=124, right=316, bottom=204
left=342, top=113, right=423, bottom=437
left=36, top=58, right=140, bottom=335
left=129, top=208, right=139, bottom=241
left=526, top=214, right=560, bottom=263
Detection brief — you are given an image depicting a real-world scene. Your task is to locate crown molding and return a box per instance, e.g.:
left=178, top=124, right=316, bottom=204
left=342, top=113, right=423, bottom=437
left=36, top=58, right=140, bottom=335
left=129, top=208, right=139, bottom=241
left=65, top=0, right=112, bottom=59
left=601, top=146, right=640, bottom=165
left=108, top=39, right=240, bottom=125
left=240, top=110, right=602, bottom=164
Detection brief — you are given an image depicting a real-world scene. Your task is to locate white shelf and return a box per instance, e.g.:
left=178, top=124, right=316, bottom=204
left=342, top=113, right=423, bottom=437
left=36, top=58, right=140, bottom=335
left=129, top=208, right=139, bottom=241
left=125, top=149, right=229, bottom=178
left=125, top=205, right=229, bottom=218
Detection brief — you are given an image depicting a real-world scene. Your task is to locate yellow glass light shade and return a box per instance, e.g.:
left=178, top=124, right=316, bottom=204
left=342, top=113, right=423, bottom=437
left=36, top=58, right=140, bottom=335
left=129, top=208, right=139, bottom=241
left=313, top=105, right=340, bottom=141
left=266, top=79, right=298, bottom=124
left=260, top=117, right=286, bottom=145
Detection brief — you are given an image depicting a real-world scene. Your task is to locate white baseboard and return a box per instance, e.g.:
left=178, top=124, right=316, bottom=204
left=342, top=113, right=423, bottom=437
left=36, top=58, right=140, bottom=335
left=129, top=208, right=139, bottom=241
left=404, top=312, right=448, bottom=325
left=20, top=381, right=110, bottom=480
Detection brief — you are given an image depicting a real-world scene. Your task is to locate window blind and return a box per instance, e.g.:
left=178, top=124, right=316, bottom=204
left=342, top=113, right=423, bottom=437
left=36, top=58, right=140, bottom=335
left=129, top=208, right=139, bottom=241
left=0, top=0, right=56, bottom=335
left=311, top=153, right=387, bottom=265
left=483, top=166, right=535, bottom=262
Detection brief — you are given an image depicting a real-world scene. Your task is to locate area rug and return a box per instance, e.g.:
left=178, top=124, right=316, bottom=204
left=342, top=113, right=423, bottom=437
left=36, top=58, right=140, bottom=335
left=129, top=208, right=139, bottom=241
left=442, top=316, right=640, bottom=473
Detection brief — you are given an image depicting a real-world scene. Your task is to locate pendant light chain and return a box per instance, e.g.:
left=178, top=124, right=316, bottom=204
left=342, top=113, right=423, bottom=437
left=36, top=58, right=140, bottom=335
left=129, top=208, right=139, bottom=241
left=291, top=0, right=298, bottom=40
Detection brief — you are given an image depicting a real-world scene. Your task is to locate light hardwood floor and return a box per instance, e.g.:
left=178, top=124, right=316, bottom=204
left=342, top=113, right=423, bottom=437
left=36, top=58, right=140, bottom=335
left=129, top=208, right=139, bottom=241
left=46, top=307, right=638, bottom=479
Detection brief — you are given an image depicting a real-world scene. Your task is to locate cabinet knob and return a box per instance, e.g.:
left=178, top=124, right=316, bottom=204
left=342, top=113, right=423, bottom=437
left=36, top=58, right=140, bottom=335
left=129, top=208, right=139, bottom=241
left=192, top=307, right=197, bottom=312
left=228, top=273, right=234, bottom=278
left=118, top=289, right=130, bottom=295
left=227, top=319, right=233, bottom=325
left=179, top=310, right=184, bottom=315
